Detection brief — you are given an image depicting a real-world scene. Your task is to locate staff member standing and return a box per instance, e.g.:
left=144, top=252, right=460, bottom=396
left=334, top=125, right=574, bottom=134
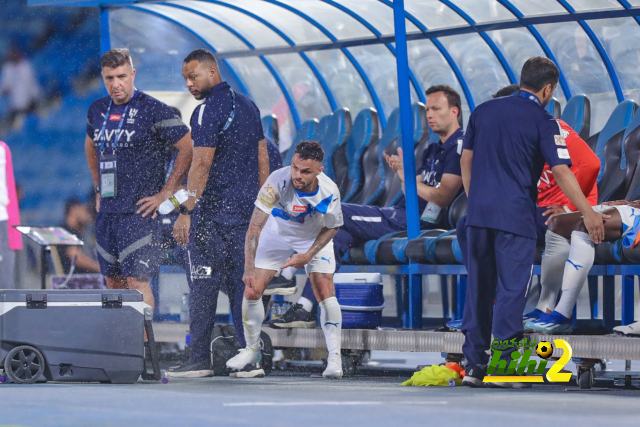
left=85, top=48, right=192, bottom=310
left=459, top=57, right=605, bottom=387
left=168, top=49, right=269, bottom=378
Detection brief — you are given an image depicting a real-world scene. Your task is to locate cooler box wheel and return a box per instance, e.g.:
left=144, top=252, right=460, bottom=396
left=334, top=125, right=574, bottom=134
left=4, top=345, right=46, bottom=384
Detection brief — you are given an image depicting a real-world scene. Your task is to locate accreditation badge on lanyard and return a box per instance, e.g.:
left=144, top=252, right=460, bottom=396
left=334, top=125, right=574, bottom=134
left=98, top=92, right=135, bottom=198
left=420, top=148, right=443, bottom=224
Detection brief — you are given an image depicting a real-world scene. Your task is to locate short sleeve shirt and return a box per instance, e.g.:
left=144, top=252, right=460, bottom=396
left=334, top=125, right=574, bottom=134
left=395, top=127, right=464, bottom=213
left=255, top=167, right=343, bottom=240
left=86, top=91, right=189, bottom=213
left=463, top=90, right=571, bottom=238
left=190, top=82, right=264, bottom=225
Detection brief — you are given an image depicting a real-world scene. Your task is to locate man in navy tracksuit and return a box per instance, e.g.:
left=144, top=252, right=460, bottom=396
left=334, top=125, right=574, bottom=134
left=270, top=86, right=465, bottom=328
left=459, top=57, right=605, bottom=388
left=167, top=49, right=270, bottom=378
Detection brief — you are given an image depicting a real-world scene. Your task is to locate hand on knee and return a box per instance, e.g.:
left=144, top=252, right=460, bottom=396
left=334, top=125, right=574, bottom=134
left=244, top=286, right=263, bottom=301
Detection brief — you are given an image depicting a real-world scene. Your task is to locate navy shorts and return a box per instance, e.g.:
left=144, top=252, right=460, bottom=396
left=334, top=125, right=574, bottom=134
left=95, top=212, right=162, bottom=278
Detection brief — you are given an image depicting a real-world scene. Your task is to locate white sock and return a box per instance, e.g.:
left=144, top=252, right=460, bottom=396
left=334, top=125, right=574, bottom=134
left=320, top=296, right=342, bottom=358
left=242, top=297, right=264, bottom=350
left=298, top=296, right=314, bottom=313
left=555, top=231, right=594, bottom=318
left=281, top=266, right=297, bottom=280
left=537, top=231, right=571, bottom=312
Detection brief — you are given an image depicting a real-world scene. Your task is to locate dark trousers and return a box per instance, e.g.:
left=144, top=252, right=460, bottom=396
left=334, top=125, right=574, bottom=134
left=461, top=226, right=535, bottom=367
left=300, top=203, right=418, bottom=303
left=186, top=214, right=246, bottom=363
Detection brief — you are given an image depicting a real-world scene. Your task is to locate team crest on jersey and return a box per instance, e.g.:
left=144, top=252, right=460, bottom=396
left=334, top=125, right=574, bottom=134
left=292, top=205, right=307, bottom=212
left=109, top=114, right=122, bottom=121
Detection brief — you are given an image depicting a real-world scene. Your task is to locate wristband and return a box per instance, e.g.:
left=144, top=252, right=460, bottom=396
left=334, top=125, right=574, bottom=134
left=179, top=204, right=194, bottom=216
left=95, top=185, right=100, bottom=194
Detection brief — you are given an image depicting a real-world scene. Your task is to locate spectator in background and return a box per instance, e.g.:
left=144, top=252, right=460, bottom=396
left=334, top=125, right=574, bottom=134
left=0, top=46, right=40, bottom=129
left=0, top=140, right=22, bottom=288
left=59, top=198, right=100, bottom=275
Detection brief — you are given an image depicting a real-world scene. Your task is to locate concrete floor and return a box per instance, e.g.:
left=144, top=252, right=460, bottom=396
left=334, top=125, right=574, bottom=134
left=1, top=370, right=639, bottom=427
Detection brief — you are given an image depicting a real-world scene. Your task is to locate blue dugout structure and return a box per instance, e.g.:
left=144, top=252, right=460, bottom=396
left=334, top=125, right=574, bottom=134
left=30, top=0, right=640, bottom=331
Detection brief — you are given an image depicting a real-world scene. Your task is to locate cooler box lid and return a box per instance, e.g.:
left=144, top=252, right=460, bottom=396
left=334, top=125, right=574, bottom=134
left=333, top=273, right=382, bottom=284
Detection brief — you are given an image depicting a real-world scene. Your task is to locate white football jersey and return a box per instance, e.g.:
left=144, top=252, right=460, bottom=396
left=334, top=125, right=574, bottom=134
left=255, top=166, right=343, bottom=239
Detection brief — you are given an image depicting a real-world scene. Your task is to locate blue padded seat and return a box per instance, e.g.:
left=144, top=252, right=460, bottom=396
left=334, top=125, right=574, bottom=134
left=595, top=100, right=638, bottom=185
left=343, top=108, right=380, bottom=203
left=404, top=230, right=450, bottom=264
left=261, top=114, right=279, bottom=147
left=314, top=108, right=352, bottom=195
left=545, top=97, right=561, bottom=119
left=561, top=95, right=591, bottom=140
left=366, top=103, right=427, bottom=207
left=348, top=108, right=401, bottom=205
left=282, top=118, right=318, bottom=166
left=598, top=104, right=640, bottom=203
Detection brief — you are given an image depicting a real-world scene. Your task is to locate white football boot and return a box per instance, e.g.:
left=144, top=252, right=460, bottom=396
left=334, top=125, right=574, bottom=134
left=323, top=356, right=343, bottom=380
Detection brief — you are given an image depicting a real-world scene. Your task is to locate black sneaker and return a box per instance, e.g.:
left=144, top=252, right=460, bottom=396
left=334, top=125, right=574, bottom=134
left=166, top=360, right=214, bottom=378
left=229, top=363, right=266, bottom=378
left=264, top=276, right=297, bottom=296
left=269, top=303, right=316, bottom=329
left=462, top=365, right=486, bottom=388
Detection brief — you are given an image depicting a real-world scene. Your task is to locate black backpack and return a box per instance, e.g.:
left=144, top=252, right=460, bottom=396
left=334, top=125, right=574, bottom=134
left=210, top=324, right=273, bottom=376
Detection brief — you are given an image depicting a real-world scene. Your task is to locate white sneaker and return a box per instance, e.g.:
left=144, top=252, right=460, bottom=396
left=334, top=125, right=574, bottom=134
left=323, top=356, right=343, bottom=380
left=226, top=347, right=261, bottom=372
left=613, top=321, right=640, bottom=336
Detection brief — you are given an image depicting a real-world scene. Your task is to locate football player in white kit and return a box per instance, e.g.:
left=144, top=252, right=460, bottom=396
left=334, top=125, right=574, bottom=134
left=226, top=141, right=345, bottom=379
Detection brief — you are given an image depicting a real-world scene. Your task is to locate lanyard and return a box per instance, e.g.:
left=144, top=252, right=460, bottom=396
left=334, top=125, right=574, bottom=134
left=98, top=90, right=136, bottom=155
left=220, top=90, right=236, bottom=134
left=515, top=90, right=541, bottom=107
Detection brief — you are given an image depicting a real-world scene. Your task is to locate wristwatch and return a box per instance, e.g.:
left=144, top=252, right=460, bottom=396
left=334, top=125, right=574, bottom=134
left=95, top=185, right=100, bottom=194
left=179, top=204, right=194, bottom=216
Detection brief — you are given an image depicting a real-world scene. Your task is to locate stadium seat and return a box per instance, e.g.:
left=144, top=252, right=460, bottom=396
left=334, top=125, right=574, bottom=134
left=561, top=94, right=591, bottom=140
left=597, top=106, right=640, bottom=203
left=545, top=97, right=561, bottom=119
left=313, top=108, right=352, bottom=195
left=282, top=118, right=318, bottom=166
left=342, top=108, right=380, bottom=203
left=594, top=100, right=638, bottom=185
left=261, top=114, right=279, bottom=147
left=381, top=103, right=427, bottom=208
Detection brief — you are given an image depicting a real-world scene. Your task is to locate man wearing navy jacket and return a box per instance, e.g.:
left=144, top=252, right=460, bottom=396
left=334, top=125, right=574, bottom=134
left=459, top=57, right=606, bottom=388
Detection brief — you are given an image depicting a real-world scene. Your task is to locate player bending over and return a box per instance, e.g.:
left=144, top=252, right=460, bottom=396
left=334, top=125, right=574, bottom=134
left=226, top=141, right=345, bottom=379
left=524, top=201, right=640, bottom=334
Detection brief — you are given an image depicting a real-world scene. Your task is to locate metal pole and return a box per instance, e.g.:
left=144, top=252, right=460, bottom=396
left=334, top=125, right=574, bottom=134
left=393, top=0, right=422, bottom=328
left=99, top=7, right=111, bottom=56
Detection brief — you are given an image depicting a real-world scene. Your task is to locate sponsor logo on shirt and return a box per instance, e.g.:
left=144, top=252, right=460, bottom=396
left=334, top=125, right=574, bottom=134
left=293, top=205, right=307, bottom=212
left=557, top=148, right=570, bottom=159
left=109, top=114, right=122, bottom=121
left=555, top=135, right=566, bottom=146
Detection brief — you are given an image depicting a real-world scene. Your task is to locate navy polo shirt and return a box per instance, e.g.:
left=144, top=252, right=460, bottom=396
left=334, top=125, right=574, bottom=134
left=396, top=127, right=464, bottom=213
left=463, top=91, right=571, bottom=239
left=190, top=81, right=264, bottom=225
left=87, top=91, right=189, bottom=213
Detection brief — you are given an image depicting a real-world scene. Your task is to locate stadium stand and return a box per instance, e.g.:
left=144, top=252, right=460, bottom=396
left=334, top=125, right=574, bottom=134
left=0, top=3, right=100, bottom=225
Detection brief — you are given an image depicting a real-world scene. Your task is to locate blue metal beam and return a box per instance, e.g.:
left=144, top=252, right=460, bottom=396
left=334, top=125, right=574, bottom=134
left=393, top=0, right=422, bottom=329
left=126, top=5, right=252, bottom=98
left=160, top=2, right=303, bottom=126
left=556, top=0, right=624, bottom=102
left=200, top=1, right=337, bottom=112
left=210, top=7, right=640, bottom=60
left=497, top=0, right=572, bottom=98
left=616, top=0, right=640, bottom=25
left=99, top=7, right=110, bottom=55
left=321, top=0, right=425, bottom=102
left=378, top=0, right=475, bottom=110
left=264, top=0, right=387, bottom=127
left=439, top=0, right=517, bottom=84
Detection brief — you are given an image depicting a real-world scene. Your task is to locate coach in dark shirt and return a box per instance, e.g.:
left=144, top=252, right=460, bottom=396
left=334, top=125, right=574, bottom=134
left=168, top=49, right=269, bottom=378
left=459, top=57, right=605, bottom=387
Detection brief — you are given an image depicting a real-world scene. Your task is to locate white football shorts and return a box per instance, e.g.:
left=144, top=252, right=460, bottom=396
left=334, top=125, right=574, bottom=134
left=254, top=222, right=336, bottom=274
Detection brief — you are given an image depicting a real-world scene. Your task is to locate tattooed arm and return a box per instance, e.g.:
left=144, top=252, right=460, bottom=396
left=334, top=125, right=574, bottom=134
left=245, top=207, right=270, bottom=270
left=280, top=226, right=339, bottom=269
